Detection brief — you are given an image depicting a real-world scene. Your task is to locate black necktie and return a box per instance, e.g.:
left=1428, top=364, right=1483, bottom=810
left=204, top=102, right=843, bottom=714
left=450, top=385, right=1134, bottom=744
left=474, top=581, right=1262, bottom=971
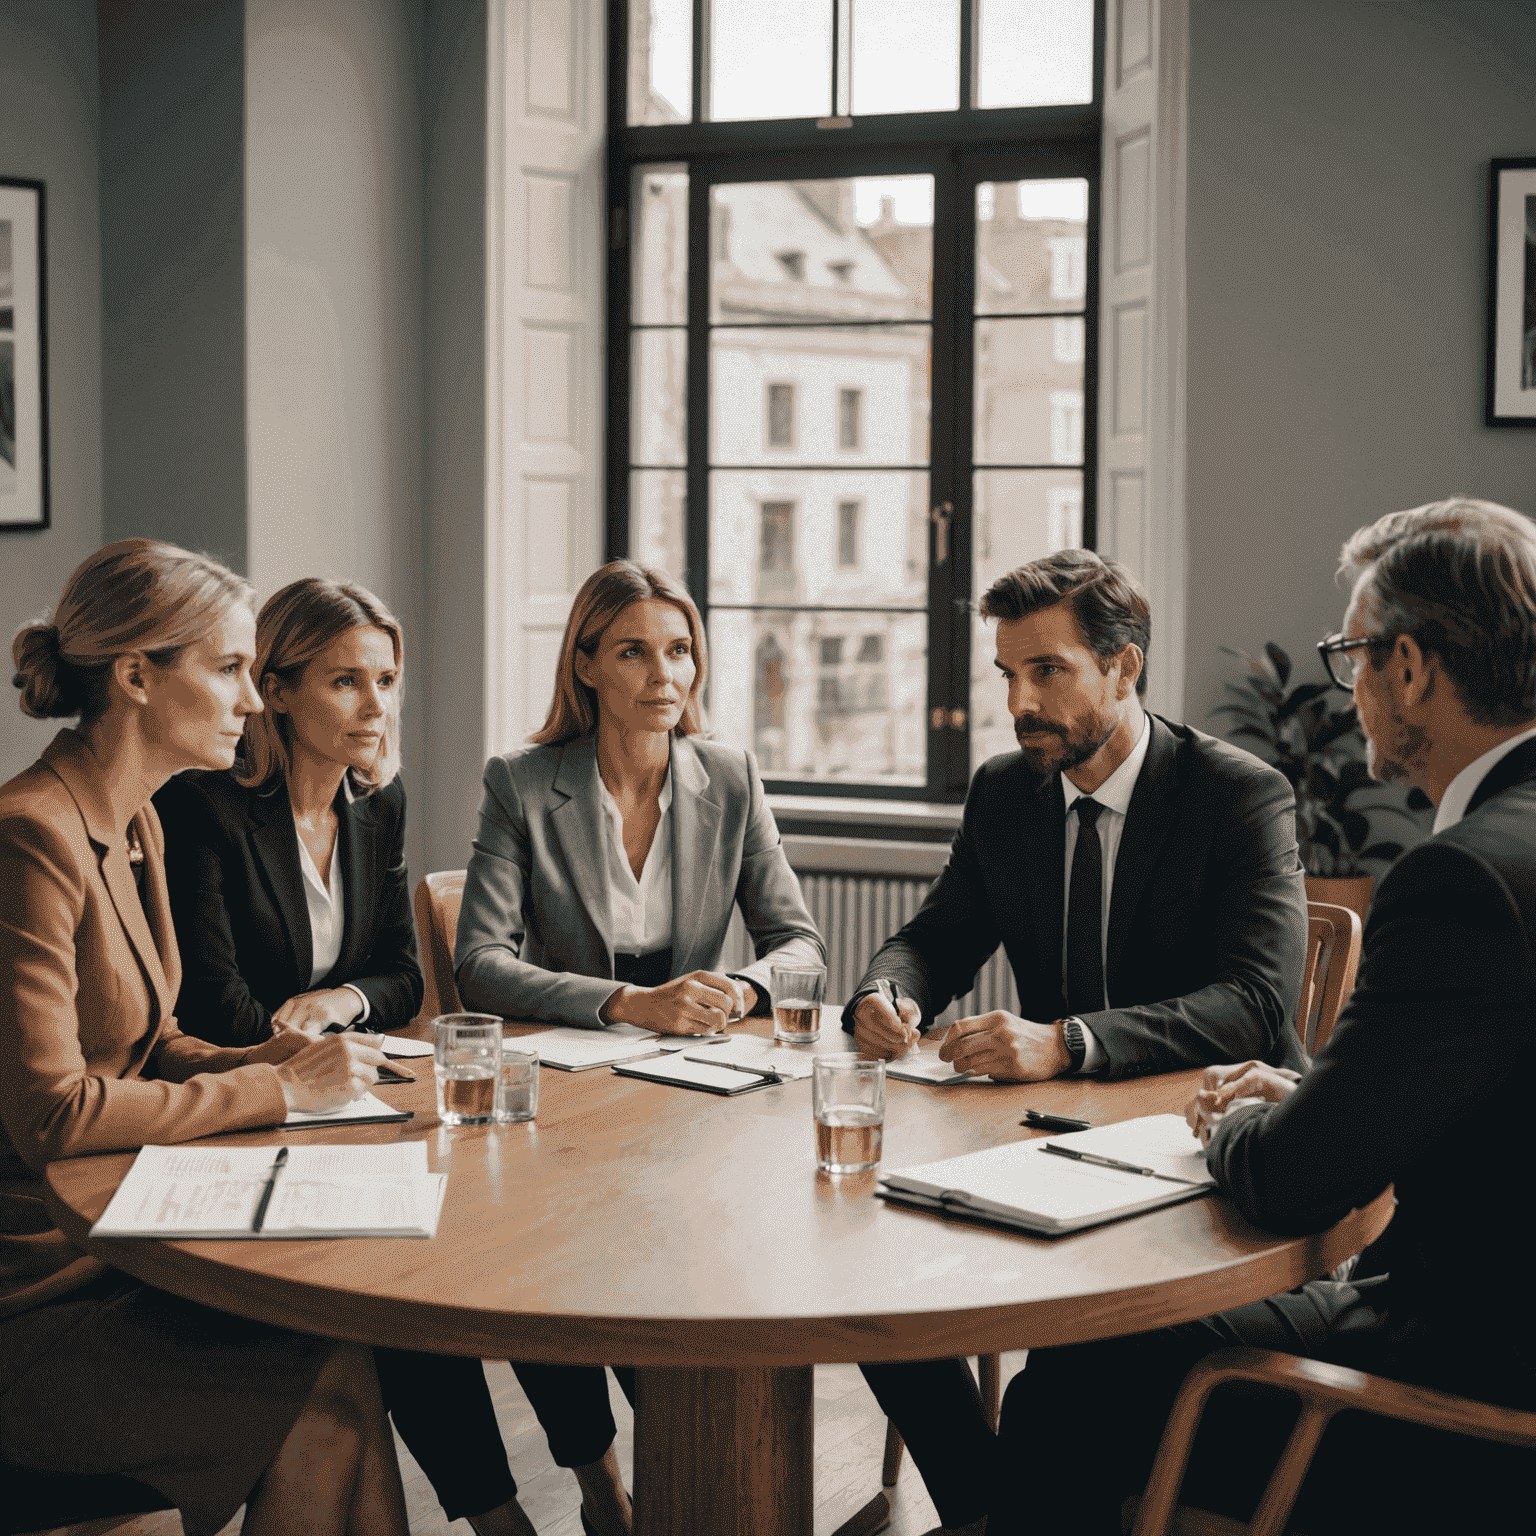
left=1067, top=798, right=1107, bottom=1014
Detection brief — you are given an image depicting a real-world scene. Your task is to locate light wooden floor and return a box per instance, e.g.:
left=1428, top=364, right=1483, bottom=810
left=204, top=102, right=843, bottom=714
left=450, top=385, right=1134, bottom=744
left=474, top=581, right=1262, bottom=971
left=59, top=1354, right=1027, bottom=1536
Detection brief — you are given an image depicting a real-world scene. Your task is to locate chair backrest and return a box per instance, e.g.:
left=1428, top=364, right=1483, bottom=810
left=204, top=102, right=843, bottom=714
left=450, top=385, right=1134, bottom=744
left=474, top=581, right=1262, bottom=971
left=1295, top=900, right=1363, bottom=1056
left=414, top=870, right=467, bottom=1022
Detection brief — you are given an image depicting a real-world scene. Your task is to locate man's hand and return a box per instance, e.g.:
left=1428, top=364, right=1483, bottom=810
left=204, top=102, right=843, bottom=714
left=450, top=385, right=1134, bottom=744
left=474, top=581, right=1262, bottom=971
left=938, top=1011, right=1072, bottom=1082
left=272, top=986, right=366, bottom=1036
left=601, top=970, right=743, bottom=1035
left=852, top=991, right=921, bottom=1060
left=1185, top=1060, right=1301, bottom=1144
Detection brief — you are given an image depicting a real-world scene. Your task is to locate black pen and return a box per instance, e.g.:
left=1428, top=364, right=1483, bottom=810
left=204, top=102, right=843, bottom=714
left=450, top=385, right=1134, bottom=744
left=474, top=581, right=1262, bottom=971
left=251, top=1146, right=288, bottom=1233
left=1022, top=1109, right=1093, bottom=1132
left=1040, top=1142, right=1200, bottom=1185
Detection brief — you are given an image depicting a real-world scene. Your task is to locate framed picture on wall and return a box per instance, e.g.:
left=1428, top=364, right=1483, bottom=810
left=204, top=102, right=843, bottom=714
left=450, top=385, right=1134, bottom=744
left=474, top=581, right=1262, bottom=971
left=1486, top=157, right=1536, bottom=428
left=0, top=178, right=49, bottom=529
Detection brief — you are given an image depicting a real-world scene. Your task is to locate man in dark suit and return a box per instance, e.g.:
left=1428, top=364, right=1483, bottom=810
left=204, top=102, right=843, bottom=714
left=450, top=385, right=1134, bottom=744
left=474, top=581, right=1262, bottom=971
left=988, top=496, right=1536, bottom=1534
left=845, top=550, right=1309, bottom=1534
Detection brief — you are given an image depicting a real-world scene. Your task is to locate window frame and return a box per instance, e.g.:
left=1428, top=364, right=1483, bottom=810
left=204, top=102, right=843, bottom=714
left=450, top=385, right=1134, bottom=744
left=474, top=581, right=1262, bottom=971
left=607, top=0, right=1105, bottom=803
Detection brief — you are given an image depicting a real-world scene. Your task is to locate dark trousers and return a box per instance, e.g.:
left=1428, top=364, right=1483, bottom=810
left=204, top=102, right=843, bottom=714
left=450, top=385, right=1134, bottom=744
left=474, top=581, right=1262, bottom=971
left=375, top=1349, right=517, bottom=1521
left=988, top=1275, right=1530, bottom=1535
left=510, top=1364, right=637, bottom=1467
left=858, top=1357, right=995, bottom=1527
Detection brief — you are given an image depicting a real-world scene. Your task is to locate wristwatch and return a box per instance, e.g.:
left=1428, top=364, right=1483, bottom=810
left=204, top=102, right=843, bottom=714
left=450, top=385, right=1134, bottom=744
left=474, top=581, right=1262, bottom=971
left=1060, top=1016, right=1087, bottom=1073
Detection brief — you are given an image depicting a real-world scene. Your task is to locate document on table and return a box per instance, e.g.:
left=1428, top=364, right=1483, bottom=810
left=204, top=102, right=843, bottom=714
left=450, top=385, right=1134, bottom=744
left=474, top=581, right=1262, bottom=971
left=521, top=1024, right=724, bottom=1070
left=281, top=1090, right=412, bottom=1129
left=879, top=1114, right=1215, bottom=1237
left=611, top=1054, right=777, bottom=1096
left=884, top=1049, right=977, bottom=1086
left=689, top=1038, right=817, bottom=1080
left=91, top=1142, right=447, bottom=1239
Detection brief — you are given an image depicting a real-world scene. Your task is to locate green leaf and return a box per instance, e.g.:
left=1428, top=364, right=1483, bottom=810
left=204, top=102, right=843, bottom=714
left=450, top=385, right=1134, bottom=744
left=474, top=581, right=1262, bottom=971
left=1264, top=641, right=1293, bottom=688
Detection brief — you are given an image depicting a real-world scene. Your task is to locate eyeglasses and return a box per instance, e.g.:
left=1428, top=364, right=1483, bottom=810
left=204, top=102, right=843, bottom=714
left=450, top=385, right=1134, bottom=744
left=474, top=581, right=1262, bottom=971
left=1316, top=633, right=1389, bottom=692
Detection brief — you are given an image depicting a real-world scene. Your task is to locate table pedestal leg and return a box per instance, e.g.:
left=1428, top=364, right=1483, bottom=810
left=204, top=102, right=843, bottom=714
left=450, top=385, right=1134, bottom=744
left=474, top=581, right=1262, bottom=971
left=632, top=1364, right=813, bottom=1535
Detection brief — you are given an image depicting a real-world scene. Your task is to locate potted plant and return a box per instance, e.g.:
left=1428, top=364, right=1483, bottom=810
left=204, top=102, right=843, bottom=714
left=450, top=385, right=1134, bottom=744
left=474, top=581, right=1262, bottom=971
left=1213, top=642, right=1432, bottom=923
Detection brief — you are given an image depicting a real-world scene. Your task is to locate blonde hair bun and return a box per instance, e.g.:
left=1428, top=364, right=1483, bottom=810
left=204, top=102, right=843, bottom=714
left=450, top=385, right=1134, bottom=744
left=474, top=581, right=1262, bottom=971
left=11, top=623, right=81, bottom=719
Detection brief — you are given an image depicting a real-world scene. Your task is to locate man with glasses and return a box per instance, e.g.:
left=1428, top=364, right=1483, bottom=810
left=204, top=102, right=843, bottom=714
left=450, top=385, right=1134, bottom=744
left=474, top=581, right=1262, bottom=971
left=986, top=496, right=1536, bottom=1534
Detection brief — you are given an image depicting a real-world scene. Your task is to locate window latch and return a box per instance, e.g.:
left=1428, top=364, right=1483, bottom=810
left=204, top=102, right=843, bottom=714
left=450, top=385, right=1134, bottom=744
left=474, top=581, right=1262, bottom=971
left=930, top=502, right=954, bottom=566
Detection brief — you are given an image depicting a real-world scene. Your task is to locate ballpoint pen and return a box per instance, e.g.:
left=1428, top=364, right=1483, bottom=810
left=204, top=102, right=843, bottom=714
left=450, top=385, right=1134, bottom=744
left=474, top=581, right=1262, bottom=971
left=1040, top=1142, right=1201, bottom=1185
left=251, top=1146, right=289, bottom=1233
left=682, top=1053, right=782, bottom=1084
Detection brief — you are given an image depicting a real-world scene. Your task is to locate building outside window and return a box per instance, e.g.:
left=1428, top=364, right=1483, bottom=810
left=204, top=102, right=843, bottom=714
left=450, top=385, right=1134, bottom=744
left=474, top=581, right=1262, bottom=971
left=613, top=0, right=1102, bottom=801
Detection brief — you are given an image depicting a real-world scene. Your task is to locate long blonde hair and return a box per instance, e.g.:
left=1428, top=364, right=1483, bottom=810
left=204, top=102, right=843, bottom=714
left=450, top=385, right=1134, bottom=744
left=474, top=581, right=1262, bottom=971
left=12, top=538, right=252, bottom=722
left=238, top=578, right=404, bottom=795
left=532, top=561, right=708, bottom=746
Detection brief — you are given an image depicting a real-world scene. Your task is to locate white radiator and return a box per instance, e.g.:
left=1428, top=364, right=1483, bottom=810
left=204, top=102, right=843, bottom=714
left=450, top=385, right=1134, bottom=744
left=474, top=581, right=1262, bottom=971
left=724, top=840, right=1021, bottom=1023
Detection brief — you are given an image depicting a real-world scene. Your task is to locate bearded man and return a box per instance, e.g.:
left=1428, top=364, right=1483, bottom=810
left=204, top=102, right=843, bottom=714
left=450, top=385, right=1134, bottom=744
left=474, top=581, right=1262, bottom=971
left=844, top=549, right=1309, bottom=1536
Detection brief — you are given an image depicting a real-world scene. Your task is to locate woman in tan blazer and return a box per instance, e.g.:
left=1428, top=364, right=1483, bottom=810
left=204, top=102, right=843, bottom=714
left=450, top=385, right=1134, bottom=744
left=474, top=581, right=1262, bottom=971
left=1, top=539, right=409, bottom=1536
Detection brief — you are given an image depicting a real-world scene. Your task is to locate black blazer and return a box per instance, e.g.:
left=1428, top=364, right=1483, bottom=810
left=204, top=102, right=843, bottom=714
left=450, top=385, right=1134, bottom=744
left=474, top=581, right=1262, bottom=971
left=152, top=769, right=424, bottom=1046
left=1207, top=738, right=1536, bottom=1409
left=850, top=713, right=1309, bottom=1077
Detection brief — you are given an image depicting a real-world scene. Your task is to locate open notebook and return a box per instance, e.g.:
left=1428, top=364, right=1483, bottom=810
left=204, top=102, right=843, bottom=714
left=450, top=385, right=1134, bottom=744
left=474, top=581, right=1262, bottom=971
left=879, top=1114, right=1216, bottom=1237
left=91, top=1142, right=447, bottom=1239
left=519, top=1024, right=723, bottom=1071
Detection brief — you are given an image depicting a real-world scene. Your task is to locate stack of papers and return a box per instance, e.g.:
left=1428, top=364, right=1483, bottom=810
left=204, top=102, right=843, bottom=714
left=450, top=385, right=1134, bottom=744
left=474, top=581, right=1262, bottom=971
left=282, top=1090, right=411, bottom=1129
left=91, top=1142, right=447, bottom=1239
left=612, top=1055, right=778, bottom=1096
left=519, top=1024, right=711, bottom=1071
left=884, top=1049, right=977, bottom=1086
left=879, top=1114, right=1215, bottom=1237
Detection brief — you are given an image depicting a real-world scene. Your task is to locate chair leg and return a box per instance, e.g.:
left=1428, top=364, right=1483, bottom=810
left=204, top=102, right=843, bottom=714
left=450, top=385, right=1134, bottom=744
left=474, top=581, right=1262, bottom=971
left=831, top=1491, right=895, bottom=1536
left=978, top=1352, right=1001, bottom=1432
left=881, top=1418, right=905, bottom=1486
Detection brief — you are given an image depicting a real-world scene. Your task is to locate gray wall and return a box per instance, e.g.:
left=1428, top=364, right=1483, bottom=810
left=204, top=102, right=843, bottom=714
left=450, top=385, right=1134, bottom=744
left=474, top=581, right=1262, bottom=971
left=1184, top=0, right=1536, bottom=731
left=0, top=0, right=102, bottom=787
left=245, top=0, right=429, bottom=879
left=99, top=0, right=247, bottom=568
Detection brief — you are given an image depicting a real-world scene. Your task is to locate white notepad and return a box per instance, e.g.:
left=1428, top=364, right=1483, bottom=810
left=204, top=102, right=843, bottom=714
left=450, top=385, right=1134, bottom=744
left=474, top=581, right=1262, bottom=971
left=611, top=1054, right=775, bottom=1095
left=884, top=1050, right=977, bottom=1086
left=687, top=1039, right=818, bottom=1080
left=281, top=1091, right=412, bottom=1129
left=879, top=1114, right=1215, bottom=1237
left=91, top=1142, right=447, bottom=1239
left=521, top=1024, right=725, bottom=1070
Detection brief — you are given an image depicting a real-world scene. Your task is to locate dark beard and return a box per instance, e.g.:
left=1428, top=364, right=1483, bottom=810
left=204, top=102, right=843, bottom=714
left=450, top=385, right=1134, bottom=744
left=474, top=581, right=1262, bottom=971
left=1014, top=712, right=1117, bottom=775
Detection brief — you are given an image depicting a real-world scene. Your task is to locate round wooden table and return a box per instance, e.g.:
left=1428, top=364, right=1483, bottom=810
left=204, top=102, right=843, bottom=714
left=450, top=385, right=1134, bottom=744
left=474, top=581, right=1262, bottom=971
left=45, top=1021, right=1391, bottom=1534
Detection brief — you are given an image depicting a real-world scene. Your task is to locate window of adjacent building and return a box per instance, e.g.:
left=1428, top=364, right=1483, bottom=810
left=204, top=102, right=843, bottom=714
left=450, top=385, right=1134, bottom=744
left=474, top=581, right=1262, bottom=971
left=615, top=1, right=1102, bottom=801
left=766, top=382, right=796, bottom=449
left=837, top=499, right=862, bottom=568
left=837, top=387, right=863, bottom=451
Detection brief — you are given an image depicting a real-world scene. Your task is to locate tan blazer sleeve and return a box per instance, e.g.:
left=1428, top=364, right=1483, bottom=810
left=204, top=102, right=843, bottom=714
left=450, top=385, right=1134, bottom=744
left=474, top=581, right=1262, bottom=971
left=0, top=809, right=290, bottom=1176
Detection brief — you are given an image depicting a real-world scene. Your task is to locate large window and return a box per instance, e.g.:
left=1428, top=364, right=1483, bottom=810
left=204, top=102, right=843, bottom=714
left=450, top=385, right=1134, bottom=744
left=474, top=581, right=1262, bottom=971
left=610, top=0, right=1102, bottom=800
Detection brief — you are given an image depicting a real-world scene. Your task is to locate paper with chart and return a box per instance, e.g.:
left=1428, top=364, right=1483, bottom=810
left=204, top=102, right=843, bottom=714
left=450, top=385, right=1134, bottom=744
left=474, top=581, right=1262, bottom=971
left=91, top=1141, right=446, bottom=1239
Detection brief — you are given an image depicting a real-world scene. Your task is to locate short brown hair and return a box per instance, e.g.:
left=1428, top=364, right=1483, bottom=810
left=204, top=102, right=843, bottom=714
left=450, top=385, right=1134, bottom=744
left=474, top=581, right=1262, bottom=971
left=238, top=578, right=405, bottom=794
left=533, top=561, right=708, bottom=745
left=1339, top=496, right=1536, bottom=726
left=979, top=549, right=1151, bottom=696
left=12, top=538, right=252, bottom=722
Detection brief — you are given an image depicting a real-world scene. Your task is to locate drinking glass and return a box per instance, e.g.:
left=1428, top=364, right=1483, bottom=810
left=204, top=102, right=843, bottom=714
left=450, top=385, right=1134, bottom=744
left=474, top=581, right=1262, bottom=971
left=772, top=963, right=827, bottom=1044
left=433, top=1014, right=501, bottom=1125
left=812, top=1055, right=885, bottom=1173
left=494, top=1049, right=539, bottom=1124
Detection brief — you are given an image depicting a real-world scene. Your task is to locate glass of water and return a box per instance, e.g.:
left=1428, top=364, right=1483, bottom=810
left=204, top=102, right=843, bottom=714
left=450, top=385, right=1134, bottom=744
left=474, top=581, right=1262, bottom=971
left=772, top=963, right=827, bottom=1044
left=812, top=1055, right=885, bottom=1174
left=494, top=1048, right=539, bottom=1124
left=433, top=1014, right=501, bottom=1125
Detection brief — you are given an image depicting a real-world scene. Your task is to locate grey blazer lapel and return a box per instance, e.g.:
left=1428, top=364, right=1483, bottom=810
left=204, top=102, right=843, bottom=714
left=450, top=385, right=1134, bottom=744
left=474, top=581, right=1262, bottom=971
left=549, top=738, right=616, bottom=971
left=670, top=738, right=724, bottom=972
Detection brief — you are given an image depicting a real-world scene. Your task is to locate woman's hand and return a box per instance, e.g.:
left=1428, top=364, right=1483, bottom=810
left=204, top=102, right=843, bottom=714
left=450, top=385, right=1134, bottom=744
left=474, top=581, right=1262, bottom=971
left=271, top=986, right=366, bottom=1036
left=1185, top=1060, right=1302, bottom=1145
left=274, top=1034, right=387, bottom=1113
left=601, top=970, right=745, bottom=1035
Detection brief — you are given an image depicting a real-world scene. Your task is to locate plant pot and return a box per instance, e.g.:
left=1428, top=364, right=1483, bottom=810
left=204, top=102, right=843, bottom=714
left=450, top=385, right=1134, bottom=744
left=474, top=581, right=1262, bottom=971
left=1304, top=874, right=1374, bottom=927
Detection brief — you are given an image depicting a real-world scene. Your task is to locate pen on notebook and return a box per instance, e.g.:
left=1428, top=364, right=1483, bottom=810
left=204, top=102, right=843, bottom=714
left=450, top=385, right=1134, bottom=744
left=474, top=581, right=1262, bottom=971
left=251, top=1146, right=288, bottom=1233
left=1040, top=1142, right=1201, bottom=1186
left=683, top=1053, right=782, bottom=1084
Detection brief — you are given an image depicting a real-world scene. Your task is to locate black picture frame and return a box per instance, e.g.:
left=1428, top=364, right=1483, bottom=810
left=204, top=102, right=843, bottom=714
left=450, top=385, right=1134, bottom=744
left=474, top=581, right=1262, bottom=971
left=0, top=176, right=49, bottom=529
left=1485, top=157, right=1536, bottom=429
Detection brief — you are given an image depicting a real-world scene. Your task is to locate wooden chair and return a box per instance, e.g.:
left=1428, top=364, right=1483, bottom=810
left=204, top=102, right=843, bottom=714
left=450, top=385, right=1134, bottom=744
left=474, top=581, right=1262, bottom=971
left=1125, top=1346, right=1536, bottom=1536
left=1295, top=901, right=1362, bottom=1057
left=832, top=1354, right=1002, bottom=1536
left=413, top=869, right=467, bottom=1021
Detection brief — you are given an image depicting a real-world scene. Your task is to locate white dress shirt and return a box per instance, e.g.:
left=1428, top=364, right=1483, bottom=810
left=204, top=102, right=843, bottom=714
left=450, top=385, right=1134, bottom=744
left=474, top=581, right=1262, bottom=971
left=1432, top=723, right=1536, bottom=833
left=598, top=769, right=674, bottom=955
left=293, top=799, right=370, bottom=1022
left=1058, top=711, right=1153, bottom=1070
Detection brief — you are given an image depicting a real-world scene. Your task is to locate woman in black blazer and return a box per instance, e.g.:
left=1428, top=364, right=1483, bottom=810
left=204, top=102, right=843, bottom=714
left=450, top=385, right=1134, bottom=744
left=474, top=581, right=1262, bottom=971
left=155, top=578, right=535, bottom=1536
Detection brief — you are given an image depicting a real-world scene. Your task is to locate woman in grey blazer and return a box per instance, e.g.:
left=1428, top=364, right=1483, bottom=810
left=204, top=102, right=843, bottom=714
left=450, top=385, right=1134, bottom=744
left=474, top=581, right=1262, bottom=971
left=453, top=560, right=825, bottom=1534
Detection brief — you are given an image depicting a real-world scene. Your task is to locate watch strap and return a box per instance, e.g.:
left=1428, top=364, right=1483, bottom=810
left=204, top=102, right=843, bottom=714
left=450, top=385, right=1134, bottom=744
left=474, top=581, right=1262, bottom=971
left=1061, top=1015, right=1087, bottom=1072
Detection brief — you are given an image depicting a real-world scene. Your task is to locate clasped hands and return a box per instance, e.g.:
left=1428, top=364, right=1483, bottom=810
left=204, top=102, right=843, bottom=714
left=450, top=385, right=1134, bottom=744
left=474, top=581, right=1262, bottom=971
left=601, top=970, right=757, bottom=1035
left=853, top=994, right=1072, bottom=1081
left=1184, top=1060, right=1301, bottom=1144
